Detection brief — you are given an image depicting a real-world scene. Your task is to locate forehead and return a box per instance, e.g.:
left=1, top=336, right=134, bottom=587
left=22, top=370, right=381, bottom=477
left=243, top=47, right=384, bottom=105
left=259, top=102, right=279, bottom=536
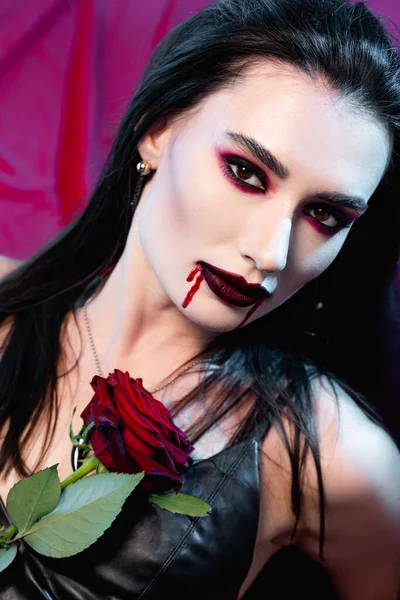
left=177, top=61, right=390, bottom=202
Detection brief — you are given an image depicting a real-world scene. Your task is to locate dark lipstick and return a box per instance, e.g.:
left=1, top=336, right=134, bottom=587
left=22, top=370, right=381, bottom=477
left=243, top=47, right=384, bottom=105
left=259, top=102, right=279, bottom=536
left=198, top=261, right=271, bottom=307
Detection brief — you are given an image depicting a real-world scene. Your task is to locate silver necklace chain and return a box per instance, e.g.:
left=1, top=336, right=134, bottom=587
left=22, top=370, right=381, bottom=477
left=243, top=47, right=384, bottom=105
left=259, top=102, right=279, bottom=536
left=82, top=300, right=210, bottom=395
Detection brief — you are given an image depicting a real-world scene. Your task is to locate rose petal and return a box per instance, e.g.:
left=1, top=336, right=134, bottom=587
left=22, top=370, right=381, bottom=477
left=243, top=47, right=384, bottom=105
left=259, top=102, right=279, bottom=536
left=90, top=429, right=117, bottom=471
left=83, top=369, right=195, bottom=494
left=123, top=420, right=168, bottom=451
left=114, top=385, right=157, bottom=433
left=141, top=473, right=183, bottom=494
left=106, top=429, right=136, bottom=473
left=130, top=448, right=178, bottom=478
left=122, top=427, right=160, bottom=457
left=90, top=428, right=109, bottom=454
left=90, top=401, right=119, bottom=428
left=162, top=443, right=194, bottom=469
left=122, top=374, right=170, bottom=425
left=121, top=374, right=156, bottom=417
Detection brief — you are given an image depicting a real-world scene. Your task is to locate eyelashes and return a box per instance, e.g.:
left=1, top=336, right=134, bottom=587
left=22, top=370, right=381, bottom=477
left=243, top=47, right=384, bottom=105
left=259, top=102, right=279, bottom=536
left=302, top=204, right=352, bottom=234
left=220, top=153, right=353, bottom=235
left=221, top=154, right=268, bottom=193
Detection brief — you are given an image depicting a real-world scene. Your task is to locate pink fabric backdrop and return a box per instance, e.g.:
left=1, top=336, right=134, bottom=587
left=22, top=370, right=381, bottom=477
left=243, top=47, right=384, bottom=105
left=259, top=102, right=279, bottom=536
left=0, top=0, right=398, bottom=259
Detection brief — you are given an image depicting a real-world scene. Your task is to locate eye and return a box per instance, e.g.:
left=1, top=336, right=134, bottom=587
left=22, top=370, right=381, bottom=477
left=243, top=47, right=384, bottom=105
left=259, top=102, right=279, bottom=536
left=222, top=155, right=267, bottom=192
left=303, top=203, right=351, bottom=233
left=307, top=206, right=338, bottom=227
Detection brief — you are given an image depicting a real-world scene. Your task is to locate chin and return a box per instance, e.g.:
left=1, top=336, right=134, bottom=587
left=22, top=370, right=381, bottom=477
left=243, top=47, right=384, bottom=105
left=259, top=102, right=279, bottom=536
left=178, top=301, right=254, bottom=334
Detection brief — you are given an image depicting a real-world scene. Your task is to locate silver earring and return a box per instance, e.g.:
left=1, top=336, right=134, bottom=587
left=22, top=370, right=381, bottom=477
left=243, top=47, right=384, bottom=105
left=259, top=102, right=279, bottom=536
left=130, top=161, right=152, bottom=210
left=136, top=160, right=152, bottom=175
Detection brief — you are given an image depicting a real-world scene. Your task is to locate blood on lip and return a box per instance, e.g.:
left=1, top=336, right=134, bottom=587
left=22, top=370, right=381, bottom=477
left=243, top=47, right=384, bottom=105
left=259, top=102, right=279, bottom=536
left=182, top=262, right=270, bottom=311
left=232, top=299, right=265, bottom=330
left=187, top=265, right=200, bottom=283
left=181, top=264, right=266, bottom=328
left=182, top=266, right=204, bottom=308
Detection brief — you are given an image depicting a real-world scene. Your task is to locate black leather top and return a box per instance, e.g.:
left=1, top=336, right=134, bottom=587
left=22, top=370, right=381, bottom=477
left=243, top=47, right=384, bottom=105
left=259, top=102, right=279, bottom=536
left=0, top=438, right=261, bottom=600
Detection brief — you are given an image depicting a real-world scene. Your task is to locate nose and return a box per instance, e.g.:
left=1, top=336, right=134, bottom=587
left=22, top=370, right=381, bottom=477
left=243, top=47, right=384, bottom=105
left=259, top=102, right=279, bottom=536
left=239, top=217, right=292, bottom=273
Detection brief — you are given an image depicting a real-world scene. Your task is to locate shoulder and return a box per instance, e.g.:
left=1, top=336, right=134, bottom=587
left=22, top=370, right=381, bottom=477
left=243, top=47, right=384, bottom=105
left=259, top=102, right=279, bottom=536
left=259, top=376, right=400, bottom=599
left=307, top=376, right=400, bottom=490
left=0, top=256, right=19, bottom=279
left=0, top=256, right=19, bottom=349
left=307, top=377, right=400, bottom=517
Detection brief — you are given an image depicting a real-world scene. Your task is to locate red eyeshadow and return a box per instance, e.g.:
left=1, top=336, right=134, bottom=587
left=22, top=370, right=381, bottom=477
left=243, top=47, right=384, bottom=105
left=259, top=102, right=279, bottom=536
left=303, top=215, right=343, bottom=237
left=217, top=149, right=273, bottom=194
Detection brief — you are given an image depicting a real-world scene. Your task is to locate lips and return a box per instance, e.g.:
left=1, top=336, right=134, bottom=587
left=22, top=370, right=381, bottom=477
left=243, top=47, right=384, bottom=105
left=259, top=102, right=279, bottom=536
left=198, top=261, right=271, bottom=307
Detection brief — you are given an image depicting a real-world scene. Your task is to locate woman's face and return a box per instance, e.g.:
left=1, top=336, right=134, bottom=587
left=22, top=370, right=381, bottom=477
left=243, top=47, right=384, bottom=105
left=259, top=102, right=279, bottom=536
left=136, top=62, right=390, bottom=333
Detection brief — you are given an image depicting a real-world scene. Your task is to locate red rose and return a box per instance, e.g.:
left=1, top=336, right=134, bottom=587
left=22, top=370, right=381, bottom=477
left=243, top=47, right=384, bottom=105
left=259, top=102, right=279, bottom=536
left=80, top=369, right=194, bottom=493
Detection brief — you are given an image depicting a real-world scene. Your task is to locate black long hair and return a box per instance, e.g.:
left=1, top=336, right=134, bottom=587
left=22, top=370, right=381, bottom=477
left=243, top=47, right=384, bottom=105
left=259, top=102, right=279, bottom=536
left=1, top=0, right=400, bottom=552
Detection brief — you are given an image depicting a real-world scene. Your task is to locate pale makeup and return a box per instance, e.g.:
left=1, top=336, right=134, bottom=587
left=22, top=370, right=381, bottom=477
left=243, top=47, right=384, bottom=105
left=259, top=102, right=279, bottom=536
left=135, top=62, right=389, bottom=333
left=89, top=61, right=390, bottom=378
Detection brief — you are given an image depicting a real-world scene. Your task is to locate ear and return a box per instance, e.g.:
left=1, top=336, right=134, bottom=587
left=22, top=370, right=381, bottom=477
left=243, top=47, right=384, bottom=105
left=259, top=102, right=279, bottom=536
left=137, top=117, right=173, bottom=170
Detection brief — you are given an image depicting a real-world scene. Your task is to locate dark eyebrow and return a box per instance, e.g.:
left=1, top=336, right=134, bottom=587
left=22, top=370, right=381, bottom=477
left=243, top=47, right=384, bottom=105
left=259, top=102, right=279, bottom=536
left=224, top=131, right=368, bottom=214
left=313, top=192, right=368, bottom=214
left=224, top=131, right=290, bottom=180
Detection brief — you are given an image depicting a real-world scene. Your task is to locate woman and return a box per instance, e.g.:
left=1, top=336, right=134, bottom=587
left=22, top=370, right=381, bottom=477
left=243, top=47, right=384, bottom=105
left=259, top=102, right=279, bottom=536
left=0, top=0, right=399, bottom=598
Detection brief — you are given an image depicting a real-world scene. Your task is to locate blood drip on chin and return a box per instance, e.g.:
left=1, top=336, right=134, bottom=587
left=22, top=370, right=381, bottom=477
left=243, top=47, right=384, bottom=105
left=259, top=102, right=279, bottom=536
left=232, top=299, right=264, bottom=331
left=182, top=266, right=204, bottom=308
left=186, top=265, right=201, bottom=283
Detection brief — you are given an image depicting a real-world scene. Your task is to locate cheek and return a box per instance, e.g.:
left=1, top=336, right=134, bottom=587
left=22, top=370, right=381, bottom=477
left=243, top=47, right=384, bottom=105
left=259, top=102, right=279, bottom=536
left=248, top=232, right=350, bottom=324
left=160, top=138, right=245, bottom=246
left=295, top=229, right=350, bottom=280
left=136, top=140, right=239, bottom=282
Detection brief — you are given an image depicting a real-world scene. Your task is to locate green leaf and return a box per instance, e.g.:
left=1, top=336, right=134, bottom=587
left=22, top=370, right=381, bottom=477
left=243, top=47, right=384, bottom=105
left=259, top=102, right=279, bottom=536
left=80, top=421, right=95, bottom=442
left=22, top=472, right=144, bottom=558
left=0, top=544, right=17, bottom=573
left=149, top=493, right=211, bottom=517
left=68, top=406, right=77, bottom=444
left=7, top=465, right=61, bottom=534
left=69, top=409, right=92, bottom=451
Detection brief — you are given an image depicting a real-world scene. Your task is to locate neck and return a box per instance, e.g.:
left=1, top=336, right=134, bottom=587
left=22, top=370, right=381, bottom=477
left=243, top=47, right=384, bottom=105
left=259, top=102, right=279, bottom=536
left=81, top=220, right=215, bottom=390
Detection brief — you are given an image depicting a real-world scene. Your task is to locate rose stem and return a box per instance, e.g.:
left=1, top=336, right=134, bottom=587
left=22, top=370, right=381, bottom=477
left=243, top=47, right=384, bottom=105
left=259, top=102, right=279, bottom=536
left=0, top=455, right=102, bottom=545
left=60, top=455, right=100, bottom=490
left=0, top=524, right=18, bottom=543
